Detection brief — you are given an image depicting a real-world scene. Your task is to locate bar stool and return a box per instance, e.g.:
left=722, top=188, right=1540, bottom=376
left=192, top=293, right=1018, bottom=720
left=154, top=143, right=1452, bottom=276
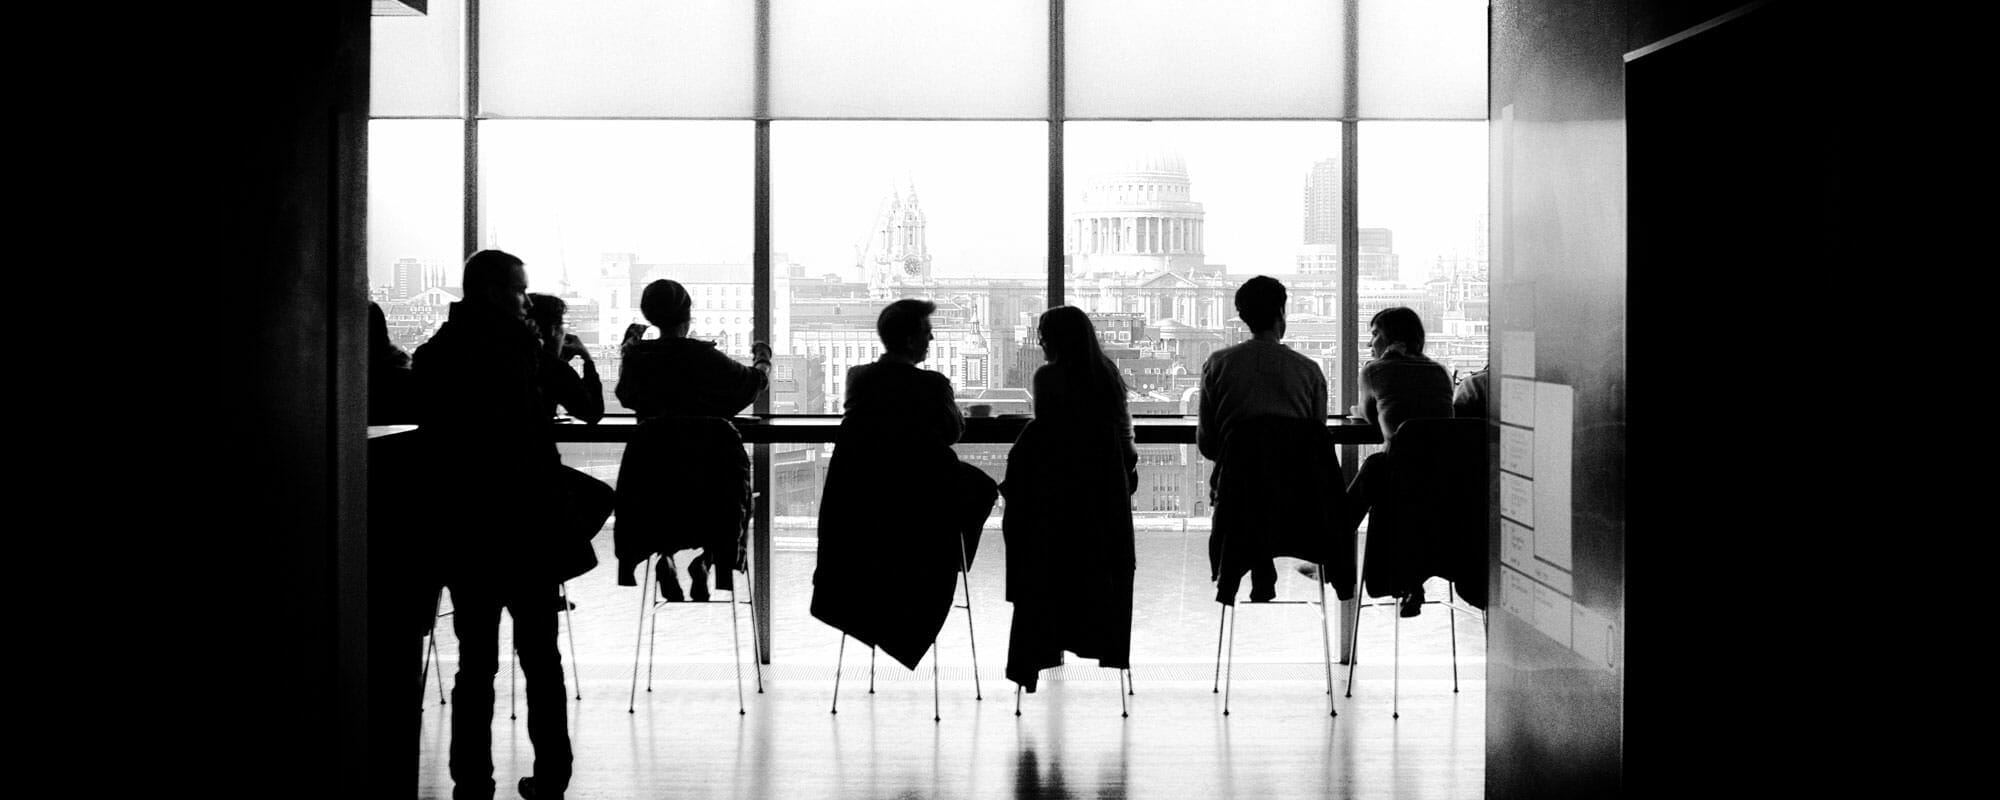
left=627, top=549, right=764, bottom=715
left=829, top=531, right=982, bottom=722
left=419, top=583, right=583, bottom=712
left=1210, top=555, right=1338, bottom=718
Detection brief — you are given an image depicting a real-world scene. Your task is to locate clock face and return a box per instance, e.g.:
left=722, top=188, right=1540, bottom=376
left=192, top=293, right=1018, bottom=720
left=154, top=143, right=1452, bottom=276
left=903, top=255, right=923, bottom=276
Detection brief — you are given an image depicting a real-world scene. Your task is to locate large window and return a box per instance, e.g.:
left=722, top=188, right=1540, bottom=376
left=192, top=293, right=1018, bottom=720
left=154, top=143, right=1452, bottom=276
left=373, top=0, right=1488, bottom=666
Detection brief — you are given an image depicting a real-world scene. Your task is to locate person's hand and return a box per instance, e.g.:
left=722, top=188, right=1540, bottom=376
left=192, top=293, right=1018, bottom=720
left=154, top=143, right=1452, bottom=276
left=560, top=332, right=589, bottom=363
left=622, top=323, right=647, bottom=352
left=751, top=341, right=773, bottom=363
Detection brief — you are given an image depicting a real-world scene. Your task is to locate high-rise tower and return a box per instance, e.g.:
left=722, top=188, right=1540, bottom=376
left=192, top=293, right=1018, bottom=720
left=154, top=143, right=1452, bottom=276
left=1296, top=157, right=1343, bottom=276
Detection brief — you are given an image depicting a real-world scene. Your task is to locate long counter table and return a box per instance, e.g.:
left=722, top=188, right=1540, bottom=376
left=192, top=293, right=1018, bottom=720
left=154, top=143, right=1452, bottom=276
left=531, top=414, right=1385, bottom=446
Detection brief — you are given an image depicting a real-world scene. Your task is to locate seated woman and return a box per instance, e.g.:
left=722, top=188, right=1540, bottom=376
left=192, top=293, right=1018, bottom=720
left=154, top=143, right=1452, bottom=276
left=612, top=279, right=772, bottom=601
left=1000, top=306, right=1138, bottom=692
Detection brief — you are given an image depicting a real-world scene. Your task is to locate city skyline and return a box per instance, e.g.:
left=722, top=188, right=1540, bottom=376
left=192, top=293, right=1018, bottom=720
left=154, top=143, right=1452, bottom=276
left=369, top=120, right=1487, bottom=293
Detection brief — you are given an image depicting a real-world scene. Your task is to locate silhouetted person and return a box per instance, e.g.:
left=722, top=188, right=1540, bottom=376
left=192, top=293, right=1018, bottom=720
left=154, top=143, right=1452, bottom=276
left=1340, top=305, right=1455, bottom=615
left=369, top=301, right=419, bottom=425
left=1198, top=275, right=1331, bottom=602
left=413, top=250, right=581, bottom=800
left=615, top=279, right=771, bottom=419
left=1453, top=363, right=1491, bottom=420
left=1001, top=306, right=1138, bottom=692
left=611, top=278, right=770, bottom=601
left=526, top=292, right=613, bottom=612
left=526, top=293, right=604, bottom=424
left=812, top=298, right=999, bottom=670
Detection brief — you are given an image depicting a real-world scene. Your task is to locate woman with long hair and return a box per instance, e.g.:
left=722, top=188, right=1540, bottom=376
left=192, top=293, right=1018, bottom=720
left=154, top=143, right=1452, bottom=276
left=1001, top=305, right=1138, bottom=695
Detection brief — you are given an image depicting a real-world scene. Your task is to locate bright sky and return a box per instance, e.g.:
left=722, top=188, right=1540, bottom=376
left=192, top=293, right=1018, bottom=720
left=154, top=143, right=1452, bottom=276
left=368, top=119, right=1487, bottom=292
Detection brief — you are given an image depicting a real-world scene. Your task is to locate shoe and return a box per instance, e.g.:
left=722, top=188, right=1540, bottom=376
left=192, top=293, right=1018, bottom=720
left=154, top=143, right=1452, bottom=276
left=688, top=556, right=711, bottom=602
left=1294, top=563, right=1320, bottom=579
left=518, top=776, right=562, bottom=800
left=656, top=556, right=685, bottom=603
left=1399, top=586, right=1425, bottom=617
left=552, top=596, right=578, bottom=613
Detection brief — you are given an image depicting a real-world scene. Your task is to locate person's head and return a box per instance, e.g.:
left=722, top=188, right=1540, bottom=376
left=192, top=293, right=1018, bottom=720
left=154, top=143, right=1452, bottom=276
left=1036, top=306, right=1100, bottom=365
left=1368, top=306, right=1426, bottom=358
left=1234, top=275, right=1288, bottom=336
left=877, top=298, right=937, bottom=361
left=526, top=293, right=567, bottom=346
left=640, top=279, right=693, bottom=332
left=462, top=249, right=529, bottom=320
left=1038, top=305, right=1126, bottom=397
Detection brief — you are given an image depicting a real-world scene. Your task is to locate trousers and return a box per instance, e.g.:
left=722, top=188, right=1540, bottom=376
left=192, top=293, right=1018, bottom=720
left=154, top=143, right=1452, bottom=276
left=447, top=579, right=571, bottom=800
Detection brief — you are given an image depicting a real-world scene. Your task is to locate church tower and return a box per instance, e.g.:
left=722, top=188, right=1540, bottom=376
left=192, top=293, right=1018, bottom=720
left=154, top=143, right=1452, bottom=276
left=866, top=183, right=933, bottom=298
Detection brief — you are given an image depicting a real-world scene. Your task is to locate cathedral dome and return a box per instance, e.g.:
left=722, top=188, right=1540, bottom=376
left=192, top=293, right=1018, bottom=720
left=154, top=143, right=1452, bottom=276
left=1098, top=150, right=1187, bottom=178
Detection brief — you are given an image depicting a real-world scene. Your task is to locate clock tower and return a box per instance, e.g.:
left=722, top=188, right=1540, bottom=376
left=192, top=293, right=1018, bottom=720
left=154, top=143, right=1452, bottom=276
left=866, top=183, right=933, bottom=298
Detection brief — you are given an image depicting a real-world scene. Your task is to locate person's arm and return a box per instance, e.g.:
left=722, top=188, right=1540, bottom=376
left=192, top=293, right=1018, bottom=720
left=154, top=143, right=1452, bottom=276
left=1311, top=361, right=1329, bottom=421
left=934, top=372, right=965, bottom=445
left=558, top=334, right=605, bottom=424
left=1359, top=362, right=1384, bottom=437
left=1196, top=355, right=1221, bottom=461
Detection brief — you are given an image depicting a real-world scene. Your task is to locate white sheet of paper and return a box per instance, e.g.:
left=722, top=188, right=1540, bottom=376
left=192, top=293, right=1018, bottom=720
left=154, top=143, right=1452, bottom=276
left=1500, top=425, right=1533, bottom=476
left=1500, top=331, right=1534, bottom=378
left=1500, top=470, right=1534, bottom=526
left=1532, top=582, right=1572, bottom=648
left=1501, top=518, right=1533, bottom=572
left=1500, top=376, right=1536, bottom=426
left=1572, top=604, right=1616, bottom=671
left=1532, top=382, right=1573, bottom=570
left=1530, top=558, right=1573, bottom=595
left=1501, top=564, right=1535, bottom=620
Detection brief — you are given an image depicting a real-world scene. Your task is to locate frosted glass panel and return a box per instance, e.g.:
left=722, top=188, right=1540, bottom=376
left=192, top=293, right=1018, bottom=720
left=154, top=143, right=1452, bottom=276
left=370, top=0, right=461, bottom=117
left=1066, top=0, right=1344, bottom=119
left=1359, top=0, right=1487, bottom=119
left=771, top=0, right=1047, bottom=118
left=481, top=0, right=755, bottom=118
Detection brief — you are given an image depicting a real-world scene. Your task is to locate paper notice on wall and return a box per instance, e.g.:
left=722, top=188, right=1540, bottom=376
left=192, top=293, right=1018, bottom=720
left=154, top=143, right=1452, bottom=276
left=1500, top=377, right=1536, bottom=427
left=1500, top=470, right=1534, bottom=526
left=1532, top=582, right=1572, bottom=648
left=1501, top=564, right=1535, bottom=620
left=1500, top=331, right=1534, bottom=378
left=1572, top=605, right=1616, bottom=671
left=1531, top=382, right=1573, bottom=570
left=1500, top=425, right=1533, bottom=476
left=1501, top=518, right=1533, bottom=572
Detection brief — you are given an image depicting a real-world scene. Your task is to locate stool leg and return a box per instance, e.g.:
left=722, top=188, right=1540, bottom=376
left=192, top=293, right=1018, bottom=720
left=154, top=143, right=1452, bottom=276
left=730, top=586, right=747, bottom=715
left=1126, top=668, right=1135, bottom=696
left=1014, top=685, right=1022, bottom=717
left=646, top=594, right=659, bottom=694
left=1211, top=604, right=1228, bottom=694
left=1119, top=670, right=1129, bottom=718
left=1392, top=595, right=1401, bottom=720
left=510, top=645, right=518, bottom=721
left=932, top=643, right=942, bottom=723
left=744, top=569, right=764, bottom=693
left=562, top=583, right=580, bottom=701
left=959, top=534, right=983, bottom=701
left=1345, top=578, right=1365, bottom=698
left=831, top=635, right=846, bottom=715
left=629, top=557, right=651, bottom=714
left=1447, top=580, right=1460, bottom=693
left=1319, top=564, right=1337, bottom=717
left=869, top=646, right=877, bottom=694
left=1222, top=605, right=1237, bottom=716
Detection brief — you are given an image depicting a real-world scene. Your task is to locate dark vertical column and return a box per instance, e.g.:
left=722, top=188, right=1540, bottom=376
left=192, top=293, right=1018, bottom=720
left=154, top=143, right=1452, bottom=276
left=1336, top=0, right=1363, bottom=663
left=463, top=0, right=482, bottom=258
left=752, top=0, right=774, bottom=662
left=1048, top=0, right=1066, bottom=307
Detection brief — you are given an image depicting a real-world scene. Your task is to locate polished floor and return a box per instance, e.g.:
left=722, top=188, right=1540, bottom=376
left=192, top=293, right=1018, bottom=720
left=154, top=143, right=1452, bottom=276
left=416, top=577, right=1484, bottom=799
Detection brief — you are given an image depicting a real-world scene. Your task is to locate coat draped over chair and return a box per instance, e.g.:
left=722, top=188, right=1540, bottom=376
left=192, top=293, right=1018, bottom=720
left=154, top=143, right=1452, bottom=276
left=1358, top=417, right=1488, bottom=609
left=1208, top=416, right=1357, bottom=605
left=1000, top=416, right=1137, bottom=692
left=612, top=416, right=750, bottom=590
left=810, top=416, right=997, bottom=670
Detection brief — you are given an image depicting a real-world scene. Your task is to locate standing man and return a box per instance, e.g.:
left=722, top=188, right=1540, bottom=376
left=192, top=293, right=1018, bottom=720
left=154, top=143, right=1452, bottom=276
left=1198, top=275, right=1331, bottom=601
left=414, top=250, right=577, bottom=800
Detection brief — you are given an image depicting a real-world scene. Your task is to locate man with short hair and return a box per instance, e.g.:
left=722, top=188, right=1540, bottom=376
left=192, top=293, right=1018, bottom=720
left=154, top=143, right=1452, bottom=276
left=1198, top=276, right=1334, bottom=602
left=811, top=298, right=998, bottom=671
left=414, top=249, right=576, bottom=800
